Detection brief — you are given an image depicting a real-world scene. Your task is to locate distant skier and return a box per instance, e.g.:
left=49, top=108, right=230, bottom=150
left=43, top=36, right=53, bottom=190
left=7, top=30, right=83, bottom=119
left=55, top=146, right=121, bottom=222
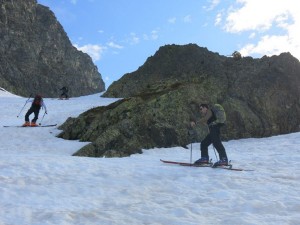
left=22, top=94, right=47, bottom=127
left=190, top=103, right=228, bottom=166
left=59, top=86, right=69, bottom=99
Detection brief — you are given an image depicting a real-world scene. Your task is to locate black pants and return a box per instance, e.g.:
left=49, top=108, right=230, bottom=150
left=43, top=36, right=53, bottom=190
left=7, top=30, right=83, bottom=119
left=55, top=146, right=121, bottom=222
left=60, top=92, right=68, bottom=98
left=25, top=106, right=40, bottom=123
left=200, top=124, right=228, bottom=160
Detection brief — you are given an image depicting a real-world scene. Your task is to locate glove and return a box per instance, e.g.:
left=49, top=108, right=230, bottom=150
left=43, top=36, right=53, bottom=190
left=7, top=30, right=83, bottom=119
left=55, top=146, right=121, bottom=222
left=190, top=121, right=196, bottom=127
left=188, top=129, right=196, bottom=136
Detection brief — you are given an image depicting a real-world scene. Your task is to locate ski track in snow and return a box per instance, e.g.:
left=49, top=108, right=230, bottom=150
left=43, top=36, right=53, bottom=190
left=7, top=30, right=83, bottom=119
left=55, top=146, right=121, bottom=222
left=0, top=90, right=299, bottom=225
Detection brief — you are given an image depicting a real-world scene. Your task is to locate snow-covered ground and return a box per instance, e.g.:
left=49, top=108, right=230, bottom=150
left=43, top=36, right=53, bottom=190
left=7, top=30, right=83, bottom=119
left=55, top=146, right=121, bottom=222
left=0, top=89, right=299, bottom=225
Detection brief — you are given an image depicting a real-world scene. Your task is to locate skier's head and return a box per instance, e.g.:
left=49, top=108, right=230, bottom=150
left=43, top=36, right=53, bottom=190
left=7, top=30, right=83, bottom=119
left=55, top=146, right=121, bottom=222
left=35, top=94, right=42, bottom=99
left=199, top=104, right=208, bottom=113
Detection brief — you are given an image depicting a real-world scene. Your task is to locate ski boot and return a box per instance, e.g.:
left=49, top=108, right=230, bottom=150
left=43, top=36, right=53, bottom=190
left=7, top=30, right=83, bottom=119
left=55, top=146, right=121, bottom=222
left=194, top=157, right=209, bottom=165
left=22, top=121, right=30, bottom=127
left=30, top=122, right=38, bottom=127
left=212, top=158, right=229, bottom=167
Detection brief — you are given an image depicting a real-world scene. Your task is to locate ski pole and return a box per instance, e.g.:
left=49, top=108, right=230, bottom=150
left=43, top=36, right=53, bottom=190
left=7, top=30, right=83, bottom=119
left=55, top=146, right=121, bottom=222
left=212, top=145, right=218, bottom=161
left=188, top=129, right=195, bottom=164
left=207, top=124, right=218, bottom=160
left=17, top=94, right=32, bottom=117
left=39, top=111, right=47, bottom=125
left=190, top=142, right=193, bottom=164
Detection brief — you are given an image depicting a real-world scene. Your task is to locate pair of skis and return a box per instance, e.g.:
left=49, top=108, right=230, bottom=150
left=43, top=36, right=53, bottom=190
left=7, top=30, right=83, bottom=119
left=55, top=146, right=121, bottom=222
left=160, top=159, right=254, bottom=171
left=3, top=124, right=57, bottom=128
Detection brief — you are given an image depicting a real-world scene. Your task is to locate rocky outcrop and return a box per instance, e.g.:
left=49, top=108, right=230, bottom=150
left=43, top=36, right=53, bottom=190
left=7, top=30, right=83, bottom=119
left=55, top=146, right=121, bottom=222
left=58, top=44, right=300, bottom=157
left=0, top=0, right=105, bottom=97
left=58, top=86, right=211, bottom=157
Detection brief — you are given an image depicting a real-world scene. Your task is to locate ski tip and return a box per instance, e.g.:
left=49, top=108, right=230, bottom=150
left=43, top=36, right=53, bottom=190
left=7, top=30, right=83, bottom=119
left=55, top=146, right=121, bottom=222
left=212, top=166, right=254, bottom=171
left=37, top=124, right=57, bottom=127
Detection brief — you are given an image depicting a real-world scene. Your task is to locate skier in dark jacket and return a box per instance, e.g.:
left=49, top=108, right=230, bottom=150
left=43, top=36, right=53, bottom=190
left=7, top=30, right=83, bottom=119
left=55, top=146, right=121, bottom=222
left=60, top=86, right=69, bottom=99
left=22, top=95, right=47, bottom=127
left=190, top=103, right=228, bottom=166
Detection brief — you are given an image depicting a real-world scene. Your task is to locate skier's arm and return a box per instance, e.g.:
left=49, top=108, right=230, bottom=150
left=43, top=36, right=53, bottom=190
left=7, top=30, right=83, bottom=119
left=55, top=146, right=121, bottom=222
left=42, top=101, right=47, bottom=113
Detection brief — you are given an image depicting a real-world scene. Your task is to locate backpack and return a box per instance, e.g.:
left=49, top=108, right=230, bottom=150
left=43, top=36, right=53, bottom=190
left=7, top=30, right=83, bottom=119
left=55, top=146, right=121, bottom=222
left=33, top=95, right=42, bottom=106
left=211, top=104, right=226, bottom=124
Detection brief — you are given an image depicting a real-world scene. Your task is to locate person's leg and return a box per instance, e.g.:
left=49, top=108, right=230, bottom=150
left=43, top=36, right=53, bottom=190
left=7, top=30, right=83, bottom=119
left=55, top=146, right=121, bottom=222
left=210, top=125, right=228, bottom=160
left=25, top=108, right=34, bottom=122
left=194, top=134, right=212, bottom=164
left=200, top=134, right=212, bottom=159
left=23, top=108, right=33, bottom=126
left=31, top=108, right=40, bottom=123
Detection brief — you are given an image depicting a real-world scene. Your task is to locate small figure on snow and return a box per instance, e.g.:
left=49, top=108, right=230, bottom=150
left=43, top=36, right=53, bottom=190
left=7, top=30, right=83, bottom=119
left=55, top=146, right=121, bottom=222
left=22, top=94, right=47, bottom=127
left=59, top=86, right=69, bottom=99
left=190, top=103, right=228, bottom=166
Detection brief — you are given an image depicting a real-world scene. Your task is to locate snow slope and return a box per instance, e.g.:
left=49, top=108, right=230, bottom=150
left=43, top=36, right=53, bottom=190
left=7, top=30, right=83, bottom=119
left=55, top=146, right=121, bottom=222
left=0, top=89, right=299, bottom=225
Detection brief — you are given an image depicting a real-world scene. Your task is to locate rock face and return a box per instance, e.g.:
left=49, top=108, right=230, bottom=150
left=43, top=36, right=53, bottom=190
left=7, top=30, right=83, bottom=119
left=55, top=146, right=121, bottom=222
left=0, top=0, right=105, bottom=97
left=59, top=44, right=300, bottom=157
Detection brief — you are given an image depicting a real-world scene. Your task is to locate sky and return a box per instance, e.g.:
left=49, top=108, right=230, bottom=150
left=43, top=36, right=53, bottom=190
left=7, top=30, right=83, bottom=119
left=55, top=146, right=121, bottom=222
left=36, top=0, right=300, bottom=88
left=0, top=89, right=300, bottom=225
